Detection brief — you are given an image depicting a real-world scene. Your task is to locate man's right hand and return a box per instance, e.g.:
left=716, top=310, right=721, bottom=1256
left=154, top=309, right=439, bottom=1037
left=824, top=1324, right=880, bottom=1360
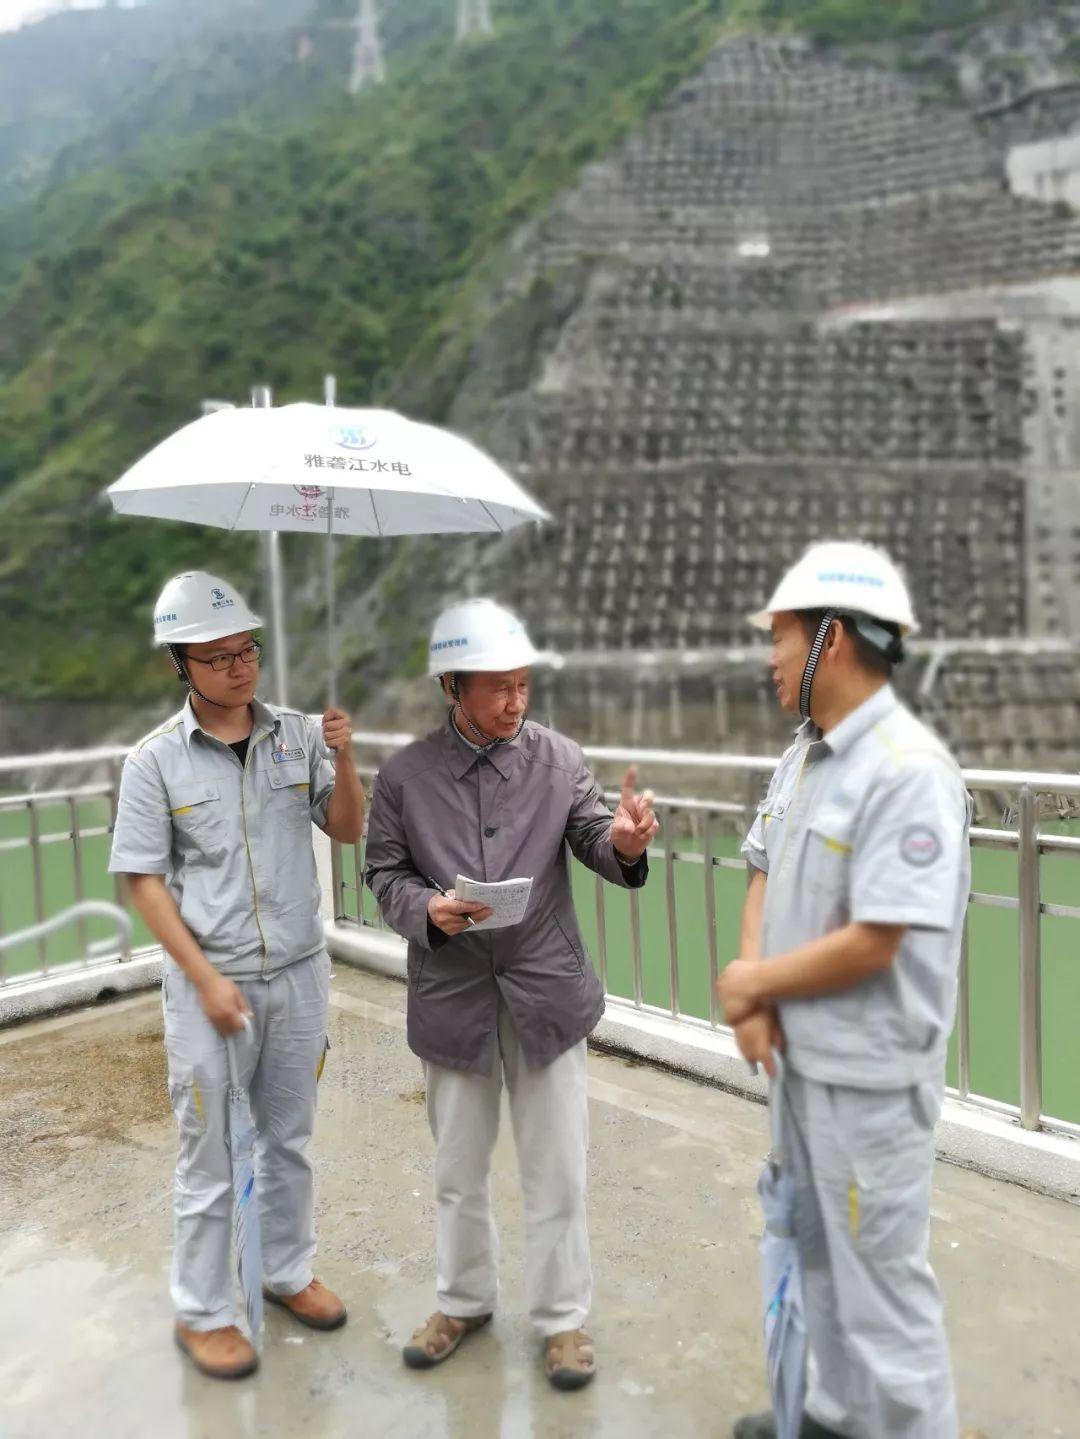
left=734, top=1008, right=783, bottom=1077
left=427, top=889, right=494, bottom=936
left=196, top=972, right=253, bottom=1036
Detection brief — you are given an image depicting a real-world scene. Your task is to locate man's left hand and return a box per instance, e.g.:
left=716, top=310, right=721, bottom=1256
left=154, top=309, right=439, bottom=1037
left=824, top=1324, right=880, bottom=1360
left=715, top=958, right=768, bottom=1027
left=611, top=765, right=659, bottom=863
left=323, top=707, right=353, bottom=755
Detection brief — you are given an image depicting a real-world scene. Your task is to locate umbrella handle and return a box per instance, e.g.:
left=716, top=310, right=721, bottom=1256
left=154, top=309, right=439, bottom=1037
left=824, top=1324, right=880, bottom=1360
left=768, top=1048, right=787, bottom=1160
left=227, top=1013, right=253, bottom=1090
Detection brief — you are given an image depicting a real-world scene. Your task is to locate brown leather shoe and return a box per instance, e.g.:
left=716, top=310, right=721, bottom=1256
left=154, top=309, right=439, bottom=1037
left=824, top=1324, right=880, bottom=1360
left=263, top=1278, right=347, bottom=1331
left=174, top=1323, right=258, bottom=1380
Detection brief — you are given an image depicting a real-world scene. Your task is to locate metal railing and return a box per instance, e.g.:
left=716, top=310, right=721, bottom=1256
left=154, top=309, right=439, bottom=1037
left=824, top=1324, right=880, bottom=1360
left=0, top=760, right=131, bottom=982
left=330, top=736, right=1080, bottom=1138
left=3, top=734, right=1079, bottom=1136
left=0, top=900, right=132, bottom=967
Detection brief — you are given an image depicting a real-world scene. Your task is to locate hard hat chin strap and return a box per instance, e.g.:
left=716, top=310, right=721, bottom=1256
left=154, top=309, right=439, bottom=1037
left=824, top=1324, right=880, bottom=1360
left=799, top=609, right=837, bottom=722
left=168, top=644, right=229, bottom=711
left=446, top=674, right=525, bottom=753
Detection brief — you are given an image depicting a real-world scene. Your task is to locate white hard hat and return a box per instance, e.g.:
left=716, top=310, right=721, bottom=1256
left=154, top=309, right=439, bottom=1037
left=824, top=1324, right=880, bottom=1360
left=152, top=571, right=263, bottom=647
left=427, top=598, right=561, bottom=678
left=748, top=541, right=919, bottom=636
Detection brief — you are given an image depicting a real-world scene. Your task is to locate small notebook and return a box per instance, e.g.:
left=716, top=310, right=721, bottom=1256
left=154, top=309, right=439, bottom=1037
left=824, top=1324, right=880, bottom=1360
left=454, top=874, right=533, bottom=931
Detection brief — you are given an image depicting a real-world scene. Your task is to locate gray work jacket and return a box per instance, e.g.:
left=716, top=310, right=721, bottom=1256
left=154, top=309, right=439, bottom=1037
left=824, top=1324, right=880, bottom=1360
left=365, top=717, right=648, bottom=1073
left=742, top=686, right=971, bottom=1089
left=109, top=696, right=336, bottom=979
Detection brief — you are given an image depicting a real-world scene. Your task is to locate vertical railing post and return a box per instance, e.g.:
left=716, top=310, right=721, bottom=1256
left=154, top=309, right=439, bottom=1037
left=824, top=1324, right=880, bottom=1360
left=956, top=914, right=971, bottom=1101
left=352, top=840, right=364, bottom=926
left=663, top=803, right=680, bottom=1018
left=68, top=796, right=88, bottom=965
left=594, top=872, right=608, bottom=995
left=703, top=816, right=719, bottom=1027
left=1017, top=785, right=1043, bottom=1131
left=330, top=839, right=345, bottom=924
left=629, top=886, right=643, bottom=1009
left=28, top=800, right=48, bottom=971
left=108, top=759, right=125, bottom=911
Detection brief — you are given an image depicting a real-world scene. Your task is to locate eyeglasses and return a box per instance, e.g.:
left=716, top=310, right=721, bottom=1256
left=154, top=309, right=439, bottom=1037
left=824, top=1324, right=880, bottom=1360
left=184, top=641, right=263, bottom=673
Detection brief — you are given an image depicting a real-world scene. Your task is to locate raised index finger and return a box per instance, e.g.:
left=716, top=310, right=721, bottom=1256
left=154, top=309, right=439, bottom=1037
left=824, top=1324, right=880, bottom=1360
left=620, top=765, right=638, bottom=813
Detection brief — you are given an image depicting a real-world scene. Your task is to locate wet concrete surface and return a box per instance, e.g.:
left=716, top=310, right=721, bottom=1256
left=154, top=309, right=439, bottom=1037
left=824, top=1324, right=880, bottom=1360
left=0, top=968, right=1076, bottom=1439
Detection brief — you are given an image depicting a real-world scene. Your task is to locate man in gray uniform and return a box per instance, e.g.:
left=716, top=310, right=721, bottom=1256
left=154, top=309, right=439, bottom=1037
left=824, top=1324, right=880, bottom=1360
left=365, top=598, right=658, bottom=1391
left=109, top=570, right=365, bottom=1379
left=718, top=542, right=971, bottom=1439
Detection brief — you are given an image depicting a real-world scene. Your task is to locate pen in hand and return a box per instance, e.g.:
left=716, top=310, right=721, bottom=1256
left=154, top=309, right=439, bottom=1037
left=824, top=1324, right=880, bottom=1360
left=425, top=874, right=479, bottom=929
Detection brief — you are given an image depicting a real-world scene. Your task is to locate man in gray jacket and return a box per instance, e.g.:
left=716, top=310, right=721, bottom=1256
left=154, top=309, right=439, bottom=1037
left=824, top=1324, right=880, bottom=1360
left=365, top=598, right=657, bottom=1390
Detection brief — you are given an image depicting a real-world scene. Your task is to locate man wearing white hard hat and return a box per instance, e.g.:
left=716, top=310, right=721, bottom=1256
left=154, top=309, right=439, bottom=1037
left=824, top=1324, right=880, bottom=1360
left=365, top=598, right=658, bottom=1390
left=718, top=542, right=971, bottom=1439
left=109, top=571, right=365, bottom=1379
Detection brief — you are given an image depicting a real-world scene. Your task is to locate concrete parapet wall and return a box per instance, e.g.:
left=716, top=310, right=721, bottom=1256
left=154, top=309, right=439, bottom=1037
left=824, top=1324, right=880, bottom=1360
left=0, top=946, right=164, bottom=1028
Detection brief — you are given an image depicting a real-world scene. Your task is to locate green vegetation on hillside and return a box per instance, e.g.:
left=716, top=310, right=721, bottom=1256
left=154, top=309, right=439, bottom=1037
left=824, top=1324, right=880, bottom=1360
left=0, top=0, right=728, bottom=704
left=746, top=0, right=1047, bottom=45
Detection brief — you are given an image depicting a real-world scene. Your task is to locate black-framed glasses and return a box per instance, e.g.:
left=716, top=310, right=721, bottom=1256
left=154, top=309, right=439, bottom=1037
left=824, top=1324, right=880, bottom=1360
left=184, top=640, right=263, bottom=673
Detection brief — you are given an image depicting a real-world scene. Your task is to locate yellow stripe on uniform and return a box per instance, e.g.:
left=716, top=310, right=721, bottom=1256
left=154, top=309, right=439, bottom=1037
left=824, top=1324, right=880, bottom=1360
left=824, top=837, right=853, bottom=855
left=848, top=1181, right=860, bottom=1237
left=192, top=1081, right=206, bottom=1132
left=172, top=806, right=193, bottom=815
left=133, top=716, right=184, bottom=756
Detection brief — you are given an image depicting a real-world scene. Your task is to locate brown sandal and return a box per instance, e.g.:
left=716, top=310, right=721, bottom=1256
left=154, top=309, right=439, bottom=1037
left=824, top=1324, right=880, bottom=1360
left=545, top=1328, right=596, bottom=1390
left=402, top=1310, right=492, bottom=1369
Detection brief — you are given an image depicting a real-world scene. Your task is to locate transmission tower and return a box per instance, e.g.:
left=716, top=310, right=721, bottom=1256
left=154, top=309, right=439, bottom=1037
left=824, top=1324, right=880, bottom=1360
left=456, top=0, right=493, bottom=43
left=348, top=0, right=385, bottom=93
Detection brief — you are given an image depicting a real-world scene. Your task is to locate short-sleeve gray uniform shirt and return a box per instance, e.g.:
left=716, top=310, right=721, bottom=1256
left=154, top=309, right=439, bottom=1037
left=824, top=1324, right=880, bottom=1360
left=109, top=696, right=336, bottom=979
left=741, top=686, right=971, bottom=1090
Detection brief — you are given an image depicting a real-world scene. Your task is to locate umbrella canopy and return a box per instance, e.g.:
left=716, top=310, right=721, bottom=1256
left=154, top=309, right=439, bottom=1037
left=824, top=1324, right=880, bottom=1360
left=759, top=1058, right=807, bottom=1439
left=226, top=1023, right=263, bottom=1343
left=106, top=403, right=549, bottom=704
left=107, top=403, right=549, bottom=535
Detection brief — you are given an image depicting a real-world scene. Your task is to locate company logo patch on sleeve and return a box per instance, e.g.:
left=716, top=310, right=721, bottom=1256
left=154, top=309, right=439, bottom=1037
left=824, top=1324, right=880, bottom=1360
left=900, top=825, right=941, bottom=867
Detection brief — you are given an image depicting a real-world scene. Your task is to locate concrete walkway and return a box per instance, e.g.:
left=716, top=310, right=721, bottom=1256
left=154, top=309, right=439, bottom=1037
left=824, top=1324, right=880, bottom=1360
left=0, top=966, right=1075, bottom=1439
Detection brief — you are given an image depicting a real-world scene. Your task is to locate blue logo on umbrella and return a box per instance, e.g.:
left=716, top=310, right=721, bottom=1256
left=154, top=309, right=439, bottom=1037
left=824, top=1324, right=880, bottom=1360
left=332, top=423, right=377, bottom=452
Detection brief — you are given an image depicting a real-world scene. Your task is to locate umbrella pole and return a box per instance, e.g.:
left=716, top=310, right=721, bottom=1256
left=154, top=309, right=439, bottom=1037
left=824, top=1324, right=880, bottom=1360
left=324, top=375, right=338, bottom=709
left=326, top=486, right=337, bottom=708
left=252, top=385, right=290, bottom=706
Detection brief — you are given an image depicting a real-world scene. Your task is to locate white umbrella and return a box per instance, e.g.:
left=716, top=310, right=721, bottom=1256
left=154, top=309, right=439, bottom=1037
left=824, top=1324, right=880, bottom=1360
left=106, top=403, right=549, bottom=700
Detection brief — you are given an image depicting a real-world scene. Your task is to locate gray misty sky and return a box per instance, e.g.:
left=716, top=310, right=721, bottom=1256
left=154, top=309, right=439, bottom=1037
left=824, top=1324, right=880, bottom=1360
left=0, top=2, right=140, bottom=33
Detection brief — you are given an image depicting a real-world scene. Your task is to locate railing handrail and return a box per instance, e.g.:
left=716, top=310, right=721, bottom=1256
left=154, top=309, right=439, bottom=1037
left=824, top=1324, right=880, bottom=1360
left=0, top=900, right=132, bottom=961
left=4, top=728, right=1080, bottom=796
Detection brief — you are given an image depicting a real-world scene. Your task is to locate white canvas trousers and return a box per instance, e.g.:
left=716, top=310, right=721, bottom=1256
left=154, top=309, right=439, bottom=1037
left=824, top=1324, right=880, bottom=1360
left=423, top=1002, right=591, bottom=1337
left=162, top=950, right=330, bottom=1330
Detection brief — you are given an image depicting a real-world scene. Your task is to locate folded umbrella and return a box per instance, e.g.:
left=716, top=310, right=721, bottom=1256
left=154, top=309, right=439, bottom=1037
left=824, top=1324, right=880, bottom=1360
left=226, top=1017, right=263, bottom=1343
left=758, top=1054, right=807, bottom=1439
